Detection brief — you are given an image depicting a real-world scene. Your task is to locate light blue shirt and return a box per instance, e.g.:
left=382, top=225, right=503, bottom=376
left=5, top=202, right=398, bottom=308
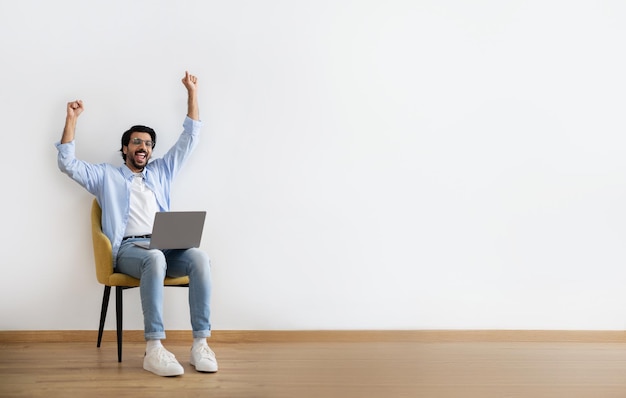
left=56, top=116, right=202, bottom=266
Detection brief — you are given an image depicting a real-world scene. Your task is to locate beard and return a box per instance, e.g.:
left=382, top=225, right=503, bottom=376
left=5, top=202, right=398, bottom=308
left=127, top=150, right=150, bottom=171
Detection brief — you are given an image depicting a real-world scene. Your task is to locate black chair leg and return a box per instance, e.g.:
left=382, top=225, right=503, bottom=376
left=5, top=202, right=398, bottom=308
left=116, top=286, right=123, bottom=362
left=97, top=286, right=111, bottom=348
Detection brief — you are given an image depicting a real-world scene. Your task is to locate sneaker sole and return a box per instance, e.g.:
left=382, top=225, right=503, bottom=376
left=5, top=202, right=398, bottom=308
left=143, top=364, right=184, bottom=377
left=190, top=360, right=218, bottom=373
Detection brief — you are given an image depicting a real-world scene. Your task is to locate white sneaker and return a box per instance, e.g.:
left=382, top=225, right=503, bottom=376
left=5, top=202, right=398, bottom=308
left=190, top=344, right=218, bottom=373
left=143, top=347, right=184, bottom=377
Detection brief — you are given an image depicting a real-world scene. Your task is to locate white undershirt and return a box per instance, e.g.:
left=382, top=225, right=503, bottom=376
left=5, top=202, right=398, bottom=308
left=124, top=173, right=158, bottom=237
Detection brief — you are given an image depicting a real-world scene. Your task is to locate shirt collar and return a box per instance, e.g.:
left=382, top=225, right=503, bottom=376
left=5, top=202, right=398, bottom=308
left=120, top=164, right=147, bottom=180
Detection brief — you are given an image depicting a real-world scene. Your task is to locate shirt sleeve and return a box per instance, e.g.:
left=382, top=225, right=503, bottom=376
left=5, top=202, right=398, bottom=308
left=56, top=140, right=104, bottom=195
left=153, top=116, right=202, bottom=179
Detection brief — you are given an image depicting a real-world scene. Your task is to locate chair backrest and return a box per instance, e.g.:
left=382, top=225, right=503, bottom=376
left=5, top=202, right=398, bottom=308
left=91, top=199, right=114, bottom=285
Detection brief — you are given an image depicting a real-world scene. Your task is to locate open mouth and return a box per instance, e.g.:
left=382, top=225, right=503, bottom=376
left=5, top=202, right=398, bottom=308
left=134, top=151, right=147, bottom=163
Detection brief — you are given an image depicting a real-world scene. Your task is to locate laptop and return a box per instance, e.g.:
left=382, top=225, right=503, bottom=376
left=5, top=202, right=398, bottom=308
left=133, top=211, right=206, bottom=250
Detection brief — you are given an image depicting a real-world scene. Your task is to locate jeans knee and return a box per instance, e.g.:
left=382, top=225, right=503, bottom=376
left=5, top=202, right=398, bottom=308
left=142, top=250, right=167, bottom=277
left=188, top=249, right=211, bottom=276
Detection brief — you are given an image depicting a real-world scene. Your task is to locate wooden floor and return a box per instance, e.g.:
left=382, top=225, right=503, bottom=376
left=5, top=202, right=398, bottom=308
left=1, top=339, right=626, bottom=397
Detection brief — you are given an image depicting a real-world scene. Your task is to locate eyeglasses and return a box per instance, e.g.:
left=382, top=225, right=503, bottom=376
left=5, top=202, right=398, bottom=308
left=130, top=137, right=155, bottom=148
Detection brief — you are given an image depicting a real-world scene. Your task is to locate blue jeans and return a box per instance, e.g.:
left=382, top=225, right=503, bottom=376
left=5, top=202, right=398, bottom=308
left=116, top=238, right=212, bottom=340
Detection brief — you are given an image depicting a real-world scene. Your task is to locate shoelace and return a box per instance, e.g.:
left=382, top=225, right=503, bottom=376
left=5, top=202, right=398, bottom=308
left=195, top=345, right=215, bottom=360
left=154, top=347, right=179, bottom=364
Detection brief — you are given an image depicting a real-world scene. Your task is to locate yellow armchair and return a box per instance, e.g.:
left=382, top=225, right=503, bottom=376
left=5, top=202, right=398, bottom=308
left=91, top=199, right=189, bottom=362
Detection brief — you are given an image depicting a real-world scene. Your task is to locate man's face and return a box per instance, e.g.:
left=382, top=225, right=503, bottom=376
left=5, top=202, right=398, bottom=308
left=124, top=132, right=153, bottom=172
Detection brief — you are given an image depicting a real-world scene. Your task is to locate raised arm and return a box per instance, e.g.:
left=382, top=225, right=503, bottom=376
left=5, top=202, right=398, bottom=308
left=181, top=71, right=199, bottom=121
left=60, top=100, right=84, bottom=144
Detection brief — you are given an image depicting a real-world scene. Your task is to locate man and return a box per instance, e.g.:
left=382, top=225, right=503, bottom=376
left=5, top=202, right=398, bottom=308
left=56, top=71, right=217, bottom=377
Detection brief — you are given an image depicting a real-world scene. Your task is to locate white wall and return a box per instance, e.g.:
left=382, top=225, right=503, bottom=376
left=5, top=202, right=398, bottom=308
left=2, top=0, right=626, bottom=332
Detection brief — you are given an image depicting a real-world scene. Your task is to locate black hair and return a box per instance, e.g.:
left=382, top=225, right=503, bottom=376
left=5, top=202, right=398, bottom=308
left=120, top=125, right=157, bottom=161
